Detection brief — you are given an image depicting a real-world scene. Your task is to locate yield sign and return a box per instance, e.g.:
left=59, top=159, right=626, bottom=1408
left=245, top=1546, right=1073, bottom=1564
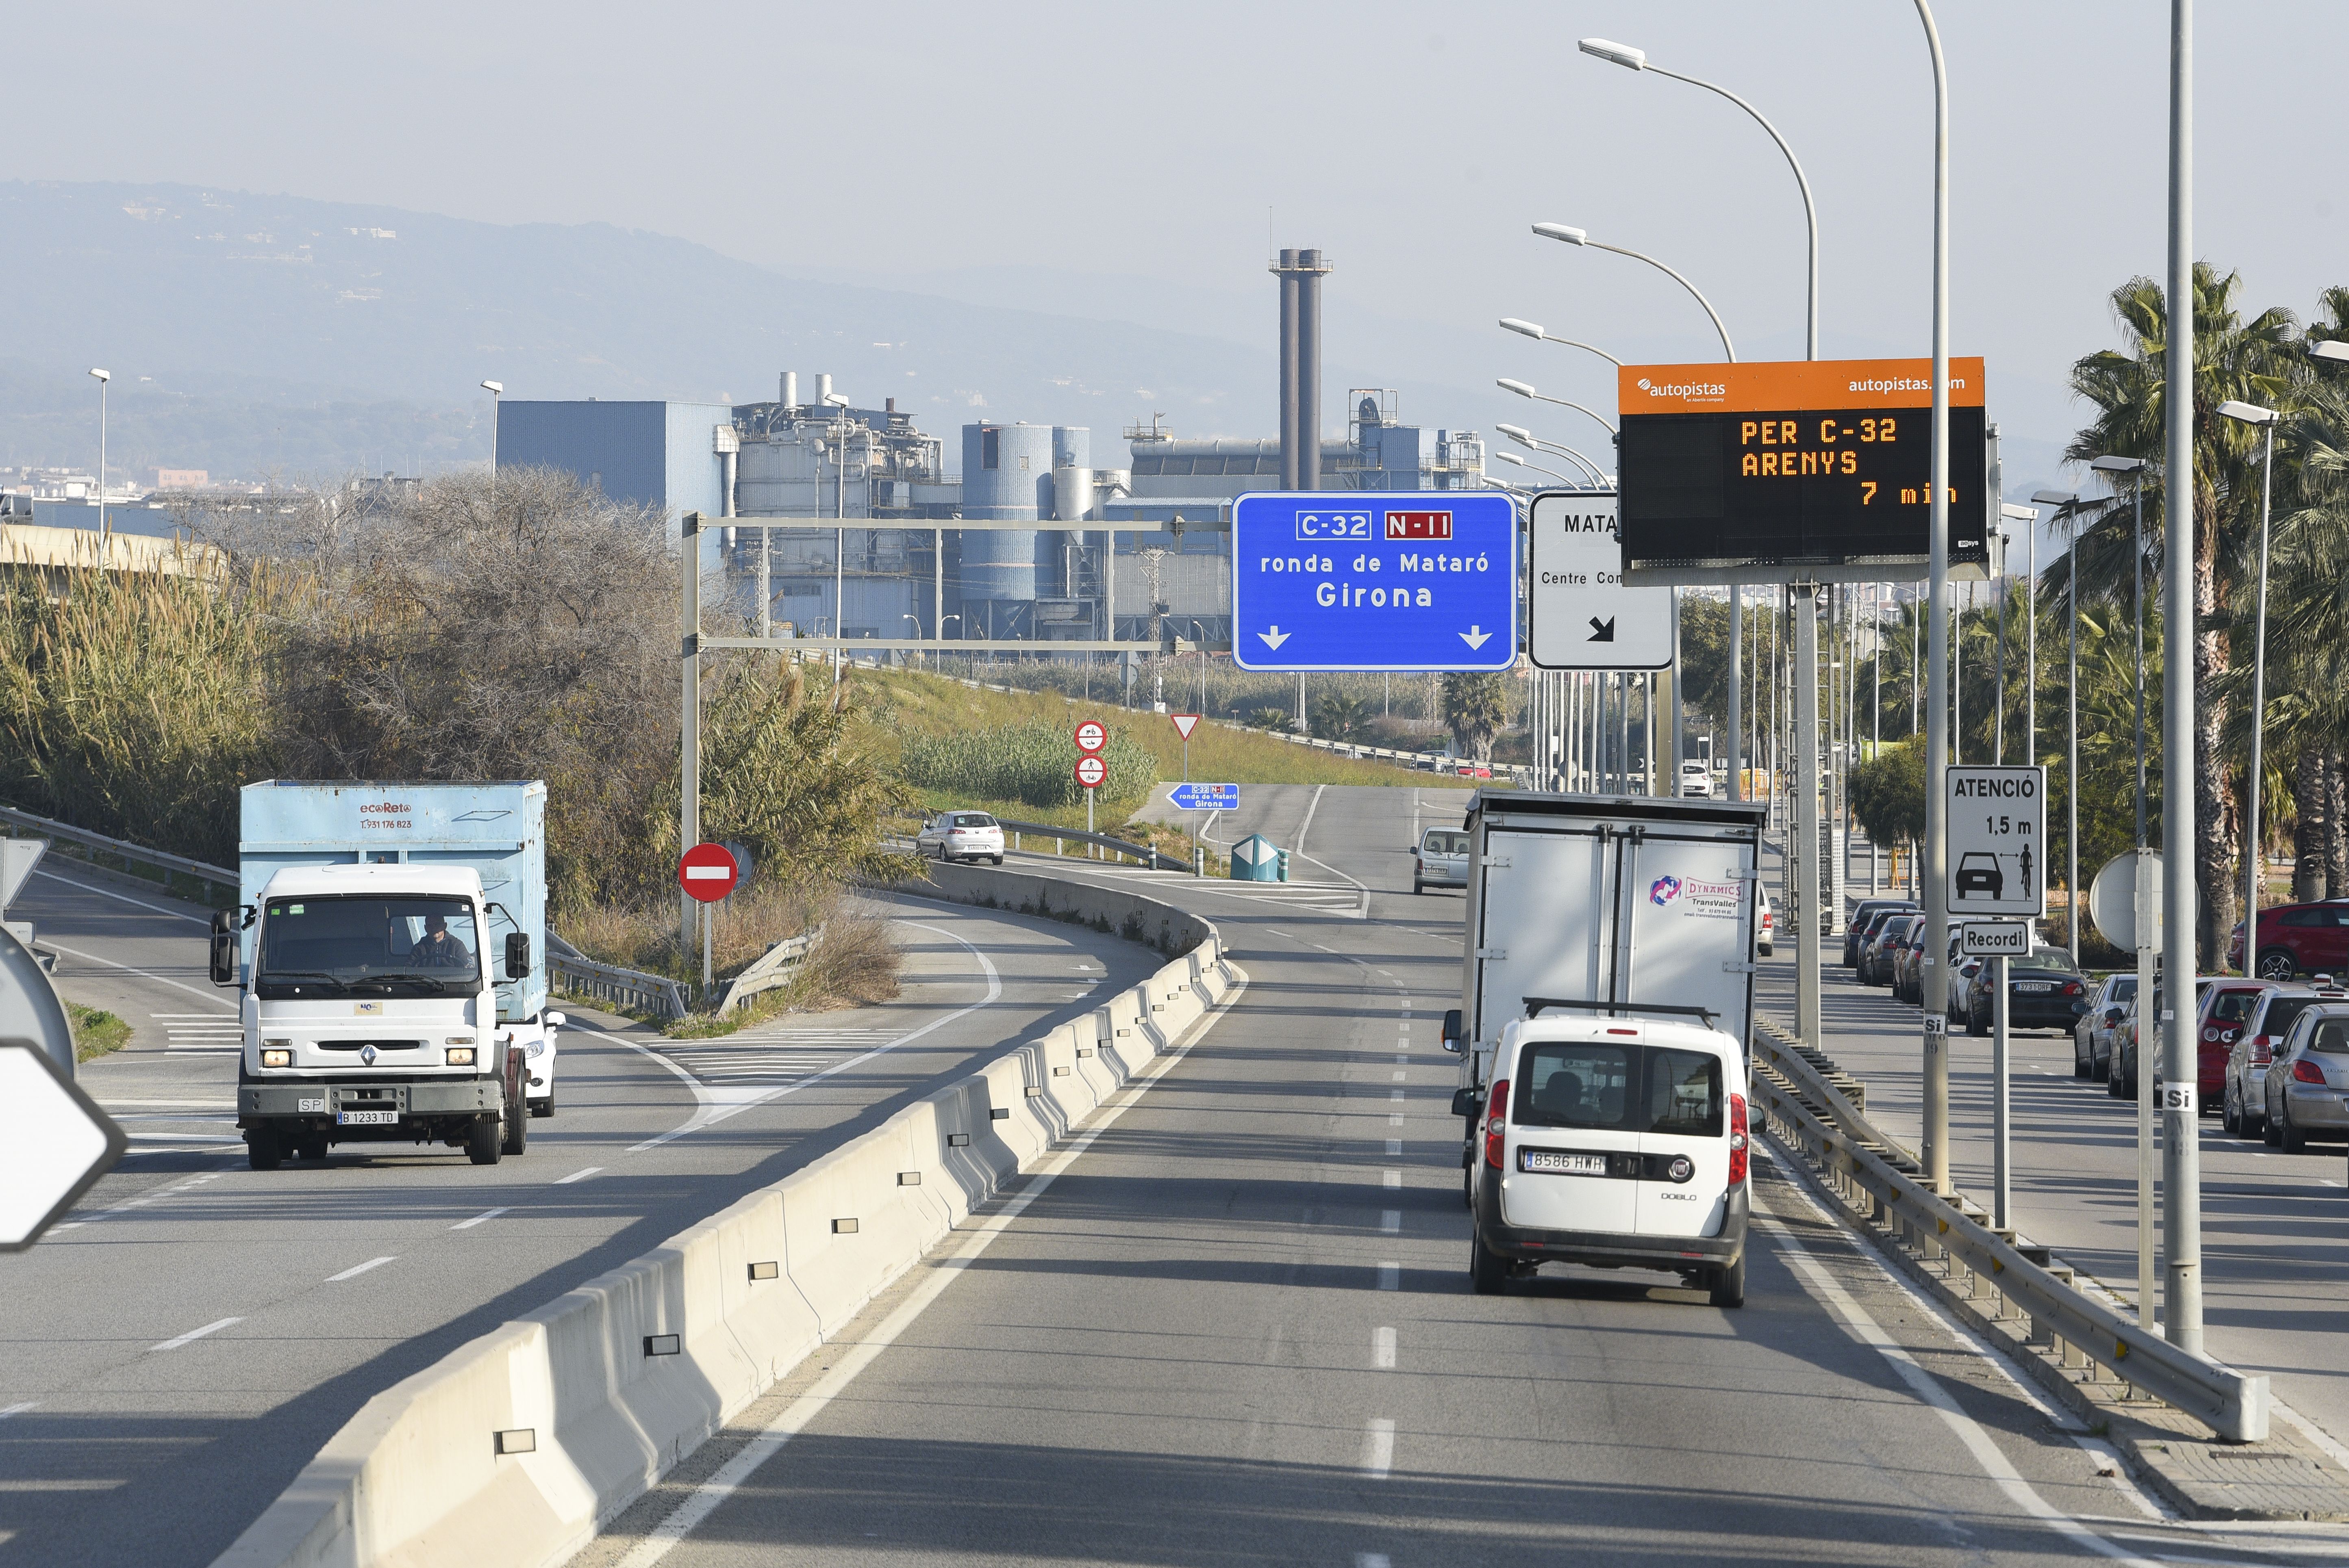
left=676, top=841, right=741, bottom=903
left=1170, top=713, right=1201, bottom=741
left=0, top=1042, right=127, bottom=1250
left=1073, top=719, right=1108, bottom=754
left=1075, top=755, right=1108, bottom=790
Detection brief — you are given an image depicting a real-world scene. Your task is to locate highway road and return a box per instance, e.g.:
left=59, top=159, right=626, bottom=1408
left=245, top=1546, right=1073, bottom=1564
left=560, top=786, right=2334, bottom=1567
left=1755, top=898, right=2349, bottom=1459
left=0, top=861, right=1163, bottom=1568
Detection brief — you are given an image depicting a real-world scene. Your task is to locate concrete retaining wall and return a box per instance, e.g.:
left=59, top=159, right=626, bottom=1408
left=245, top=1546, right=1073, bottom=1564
left=918, top=859, right=1210, bottom=959
left=213, top=894, right=1241, bottom=1568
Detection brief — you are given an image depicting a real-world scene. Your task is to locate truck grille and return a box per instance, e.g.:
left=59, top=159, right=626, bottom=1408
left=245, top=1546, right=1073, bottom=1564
left=316, top=1040, right=424, bottom=1052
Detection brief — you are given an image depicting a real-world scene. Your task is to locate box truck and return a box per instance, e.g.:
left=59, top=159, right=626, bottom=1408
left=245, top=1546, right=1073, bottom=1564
left=1441, top=792, right=1767, bottom=1305
left=212, top=781, right=562, bottom=1170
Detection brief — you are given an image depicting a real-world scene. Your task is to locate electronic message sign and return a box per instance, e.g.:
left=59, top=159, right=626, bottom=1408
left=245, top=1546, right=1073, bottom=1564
left=1615, top=357, right=1989, bottom=584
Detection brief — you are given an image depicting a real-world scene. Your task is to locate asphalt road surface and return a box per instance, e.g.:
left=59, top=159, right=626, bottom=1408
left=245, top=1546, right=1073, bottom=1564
left=562, top=787, right=2335, bottom=1567
left=0, top=862, right=1161, bottom=1568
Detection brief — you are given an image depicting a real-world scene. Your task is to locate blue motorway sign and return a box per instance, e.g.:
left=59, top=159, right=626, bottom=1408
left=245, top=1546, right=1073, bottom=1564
left=1230, top=491, right=1517, bottom=671
left=1169, top=782, right=1241, bottom=811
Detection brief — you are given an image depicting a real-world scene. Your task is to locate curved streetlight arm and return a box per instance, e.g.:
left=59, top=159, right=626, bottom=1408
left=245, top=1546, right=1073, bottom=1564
left=1497, top=319, right=1625, bottom=367
left=1639, top=63, right=1819, bottom=360
left=1493, top=451, right=1583, bottom=486
left=1496, top=379, right=1618, bottom=437
left=1586, top=238, right=1736, bottom=362
left=1497, top=426, right=1609, bottom=485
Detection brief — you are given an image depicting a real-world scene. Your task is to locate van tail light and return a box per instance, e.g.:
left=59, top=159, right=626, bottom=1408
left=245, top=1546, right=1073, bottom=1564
left=2293, top=1060, right=2327, bottom=1085
left=1483, top=1079, right=1510, bottom=1169
left=1728, top=1094, right=1749, bottom=1185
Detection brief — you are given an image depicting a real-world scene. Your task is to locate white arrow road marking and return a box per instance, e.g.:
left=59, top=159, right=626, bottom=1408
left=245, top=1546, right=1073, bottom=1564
left=1460, top=625, right=1492, bottom=649
left=1257, top=626, right=1290, bottom=649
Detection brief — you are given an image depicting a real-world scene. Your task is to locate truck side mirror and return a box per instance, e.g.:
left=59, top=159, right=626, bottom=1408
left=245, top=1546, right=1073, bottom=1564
left=1441, top=1008, right=1463, bottom=1053
left=209, top=909, right=239, bottom=986
left=505, top=932, right=530, bottom=980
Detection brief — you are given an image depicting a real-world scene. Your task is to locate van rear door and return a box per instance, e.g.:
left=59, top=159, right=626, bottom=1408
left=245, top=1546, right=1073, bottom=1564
left=1633, top=1044, right=1733, bottom=1238
left=1500, top=1032, right=1640, bottom=1235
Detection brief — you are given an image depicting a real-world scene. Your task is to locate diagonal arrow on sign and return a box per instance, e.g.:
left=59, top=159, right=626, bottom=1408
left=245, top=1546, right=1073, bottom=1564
left=1460, top=626, right=1492, bottom=650
left=1256, top=626, right=1290, bottom=650
left=1588, top=617, right=1616, bottom=642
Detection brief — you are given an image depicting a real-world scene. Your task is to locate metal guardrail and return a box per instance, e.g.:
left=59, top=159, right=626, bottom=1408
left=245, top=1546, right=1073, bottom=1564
left=995, top=820, right=1185, bottom=872
left=712, top=927, right=821, bottom=1013
left=0, top=802, right=238, bottom=897
left=548, top=947, right=691, bottom=1021
left=1752, top=1024, right=2270, bottom=1442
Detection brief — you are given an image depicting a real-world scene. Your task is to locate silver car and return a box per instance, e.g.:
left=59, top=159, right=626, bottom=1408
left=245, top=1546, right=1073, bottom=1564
left=2225, top=984, right=2342, bottom=1138
left=916, top=810, right=1005, bottom=865
left=1413, top=828, right=1470, bottom=895
left=2262, top=1002, right=2349, bottom=1151
left=2072, top=973, right=2136, bottom=1081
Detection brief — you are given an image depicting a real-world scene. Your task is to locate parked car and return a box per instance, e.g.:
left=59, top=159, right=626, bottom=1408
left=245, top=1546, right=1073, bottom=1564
left=2228, top=897, right=2349, bottom=980
left=1959, top=945, right=2089, bottom=1036
left=915, top=810, right=1005, bottom=864
left=1862, top=913, right=1920, bottom=987
left=1844, top=900, right=1918, bottom=968
left=1679, top=760, right=1714, bottom=798
left=1756, top=886, right=1774, bottom=958
left=2223, top=983, right=2346, bottom=1137
left=2110, top=977, right=2216, bottom=1101
left=2072, top=973, right=2137, bottom=1080
left=1412, top=827, right=1471, bottom=895
left=1891, top=919, right=1932, bottom=1004
left=2261, top=1003, right=2349, bottom=1151
left=1945, top=937, right=1984, bottom=1023
left=2192, top=980, right=2275, bottom=1107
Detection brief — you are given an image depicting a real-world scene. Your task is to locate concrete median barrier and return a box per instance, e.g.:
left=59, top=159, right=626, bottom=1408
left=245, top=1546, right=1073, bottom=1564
left=213, top=889, right=1240, bottom=1568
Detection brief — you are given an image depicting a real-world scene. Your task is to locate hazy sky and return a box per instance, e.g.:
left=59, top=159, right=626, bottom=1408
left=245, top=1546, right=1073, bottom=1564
left=15, top=0, right=2345, bottom=508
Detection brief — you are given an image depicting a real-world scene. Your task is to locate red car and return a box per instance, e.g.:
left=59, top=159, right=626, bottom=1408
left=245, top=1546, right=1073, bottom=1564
left=2230, top=899, right=2349, bottom=981
left=2193, top=981, right=2274, bottom=1103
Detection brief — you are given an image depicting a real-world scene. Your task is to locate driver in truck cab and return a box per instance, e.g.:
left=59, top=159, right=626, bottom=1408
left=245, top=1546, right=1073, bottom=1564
left=408, top=912, right=474, bottom=969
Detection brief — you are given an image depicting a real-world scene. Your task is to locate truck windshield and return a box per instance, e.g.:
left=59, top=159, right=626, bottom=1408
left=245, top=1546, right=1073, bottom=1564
left=257, top=896, right=481, bottom=997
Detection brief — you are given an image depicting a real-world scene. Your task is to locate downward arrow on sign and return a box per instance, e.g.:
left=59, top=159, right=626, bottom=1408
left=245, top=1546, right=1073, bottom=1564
left=1257, top=626, right=1291, bottom=650
left=1588, top=617, right=1616, bottom=641
left=1460, top=625, right=1492, bottom=650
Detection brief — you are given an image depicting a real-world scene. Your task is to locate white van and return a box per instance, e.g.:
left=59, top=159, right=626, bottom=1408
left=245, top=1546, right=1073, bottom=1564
left=1466, top=1009, right=1751, bottom=1306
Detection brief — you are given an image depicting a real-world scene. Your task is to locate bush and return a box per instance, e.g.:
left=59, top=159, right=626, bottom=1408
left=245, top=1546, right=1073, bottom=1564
left=898, top=719, right=1155, bottom=808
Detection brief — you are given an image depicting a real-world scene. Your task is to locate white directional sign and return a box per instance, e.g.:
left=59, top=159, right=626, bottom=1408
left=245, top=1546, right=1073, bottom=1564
left=1527, top=492, right=1672, bottom=670
left=0, top=1044, right=127, bottom=1249
left=1945, top=765, right=2046, bottom=918
left=0, top=838, right=46, bottom=909
left=1960, top=919, right=2031, bottom=957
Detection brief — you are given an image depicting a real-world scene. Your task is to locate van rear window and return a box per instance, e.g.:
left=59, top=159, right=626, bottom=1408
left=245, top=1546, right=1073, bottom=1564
left=1423, top=831, right=1469, bottom=855
left=1513, top=1041, right=1723, bottom=1137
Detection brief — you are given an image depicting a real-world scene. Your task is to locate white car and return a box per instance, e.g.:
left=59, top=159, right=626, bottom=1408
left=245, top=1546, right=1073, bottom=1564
left=1679, top=760, right=1714, bottom=798
left=1756, top=886, right=1774, bottom=957
left=916, top=810, right=1005, bottom=864
left=1467, top=1010, right=1750, bottom=1306
left=1413, top=827, right=1470, bottom=894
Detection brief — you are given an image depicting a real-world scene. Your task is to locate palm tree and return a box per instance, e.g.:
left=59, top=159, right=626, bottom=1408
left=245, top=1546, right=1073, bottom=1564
left=2062, top=263, right=2300, bottom=964
left=1442, top=672, right=1509, bottom=764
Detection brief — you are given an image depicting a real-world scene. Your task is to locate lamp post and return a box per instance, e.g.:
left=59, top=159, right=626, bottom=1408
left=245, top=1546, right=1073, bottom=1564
left=2032, top=489, right=2081, bottom=962
left=1493, top=451, right=1582, bottom=487
left=88, top=369, right=109, bottom=538
left=1532, top=224, right=1736, bottom=363
left=1916, top=0, right=1954, bottom=1193
left=1497, top=318, right=1623, bottom=367
left=2218, top=400, right=2281, bottom=977
left=480, top=380, right=503, bottom=516
left=1495, top=426, right=1610, bottom=486
left=1495, top=379, right=1617, bottom=439
left=2091, top=455, right=2151, bottom=858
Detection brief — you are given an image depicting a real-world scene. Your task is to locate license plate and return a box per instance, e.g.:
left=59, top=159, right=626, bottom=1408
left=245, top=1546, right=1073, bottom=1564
left=1521, top=1150, right=1606, bottom=1175
left=335, top=1109, right=399, bottom=1125
left=2016, top=981, right=2053, bottom=993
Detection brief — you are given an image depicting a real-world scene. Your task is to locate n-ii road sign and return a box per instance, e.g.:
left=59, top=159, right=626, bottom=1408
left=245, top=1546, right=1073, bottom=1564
left=1945, top=765, right=2045, bottom=917
left=1169, top=783, right=1239, bottom=810
left=1075, top=755, right=1108, bottom=790
left=1074, top=720, right=1107, bottom=754
left=677, top=842, right=740, bottom=903
left=1527, top=492, right=1672, bottom=671
left=1230, top=492, right=1516, bottom=671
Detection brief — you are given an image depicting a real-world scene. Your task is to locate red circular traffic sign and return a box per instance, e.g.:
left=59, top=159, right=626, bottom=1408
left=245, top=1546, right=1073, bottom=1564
left=677, top=841, right=740, bottom=903
left=1074, top=755, right=1108, bottom=791
left=1073, top=719, right=1107, bottom=755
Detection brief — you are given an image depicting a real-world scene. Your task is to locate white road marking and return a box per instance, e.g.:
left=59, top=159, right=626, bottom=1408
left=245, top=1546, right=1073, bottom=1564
left=604, top=954, right=1245, bottom=1568
left=1389, top=1088, right=1404, bottom=1101
left=150, top=1317, right=241, bottom=1353
left=1382, top=1170, right=1401, bottom=1188
left=1385, top=1139, right=1402, bottom=1155
left=0, top=1402, right=36, bottom=1418
left=1390, top=1070, right=1406, bottom=1081
left=1355, top=1555, right=1393, bottom=1568
left=1361, top=1418, right=1395, bottom=1479
left=555, top=1166, right=602, bottom=1186
left=1377, top=1262, right=1399, bottom=1290
left=1372, top=1327, right=1396, bottom=1369
left=451, top=1207, right=508, bottom=1230
left=1388, top=1115, right=1404, bottom=1127
left=31, top=866, right=210, bottom=924
left=39, top=940, right=234, bottom=1007
left=326, top=1257, right=397, bottom=1282
left=1380, top=1210, right=1401, bottom=1233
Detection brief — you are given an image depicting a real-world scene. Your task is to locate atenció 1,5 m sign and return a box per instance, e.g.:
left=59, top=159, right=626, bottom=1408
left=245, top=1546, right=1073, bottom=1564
left=1944, top=765, right=2045, bottom=918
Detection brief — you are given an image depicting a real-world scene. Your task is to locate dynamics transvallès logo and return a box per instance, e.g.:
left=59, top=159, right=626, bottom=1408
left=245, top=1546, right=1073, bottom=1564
left=1649, top=875, right=1683, bottom=906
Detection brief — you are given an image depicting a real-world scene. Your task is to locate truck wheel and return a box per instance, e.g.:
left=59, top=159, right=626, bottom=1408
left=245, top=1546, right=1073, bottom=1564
left=1469, top=1234, right=1508, bottom=1296
left=247, top=1127, right=283, bottom=1171
left=467, top=1114, right=503, bottom=1166
left=500, top=1100, right=528, bottom=1156
left=1709, top=1256, right=1747, bottom=1309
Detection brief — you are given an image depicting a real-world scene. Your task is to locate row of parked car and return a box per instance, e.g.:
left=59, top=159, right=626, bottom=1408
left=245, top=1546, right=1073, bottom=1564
left=1842, top=899, right=2349, bottom=1153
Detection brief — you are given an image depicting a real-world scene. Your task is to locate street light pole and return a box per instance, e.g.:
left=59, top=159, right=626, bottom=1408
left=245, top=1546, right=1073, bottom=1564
left=88, top=369, right=110, bottom=539
left=2218, top=400, right=2279, bottom=980
left=2033, top=488, right=2080, bottom=961
left=1916, top=0, right=1954, bottom=1192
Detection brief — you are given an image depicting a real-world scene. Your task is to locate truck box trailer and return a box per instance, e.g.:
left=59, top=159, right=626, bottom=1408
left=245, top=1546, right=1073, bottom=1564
left=213, top=780, right=561, bottom=1170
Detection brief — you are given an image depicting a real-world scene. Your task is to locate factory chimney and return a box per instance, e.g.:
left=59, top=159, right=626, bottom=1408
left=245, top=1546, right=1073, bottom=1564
left=1270, top=248, right=1332, bottom=490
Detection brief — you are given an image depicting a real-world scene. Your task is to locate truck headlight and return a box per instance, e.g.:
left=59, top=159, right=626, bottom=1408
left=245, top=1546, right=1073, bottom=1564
left=261, top=1048, right=292, bottom=1068
left=445, top=1046, right=476, bottom=1066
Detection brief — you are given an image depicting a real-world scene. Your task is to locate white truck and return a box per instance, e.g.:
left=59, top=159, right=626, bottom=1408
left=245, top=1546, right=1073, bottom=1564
left=1441, top=792, right=1767, bottom=1305
left=211, top=780, right=562, bottom=1171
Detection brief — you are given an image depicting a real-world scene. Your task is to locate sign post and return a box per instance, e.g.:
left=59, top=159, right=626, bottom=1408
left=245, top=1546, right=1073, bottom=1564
left=2093, top=848, right=2164, bottom=1328
left=676, top=842, right=740, bottom=1001
left=1962, top=918, right=2030, bottom=1231
left=1074, top=721, right=1106, bottom=839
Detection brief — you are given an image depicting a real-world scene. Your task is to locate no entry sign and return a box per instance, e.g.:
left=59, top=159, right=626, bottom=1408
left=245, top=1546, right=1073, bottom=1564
left=1075, top=755, right=1108, bottom=791
left=677, top=841, right=741, bottom=902
left=1074, top=719, right=1107, bottom=754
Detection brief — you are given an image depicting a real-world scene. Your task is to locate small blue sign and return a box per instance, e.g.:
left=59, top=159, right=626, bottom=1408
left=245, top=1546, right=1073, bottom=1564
left=1230, top=491, right=1518, bottom=671
left=1169, top=783, right=1241, bottom=811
